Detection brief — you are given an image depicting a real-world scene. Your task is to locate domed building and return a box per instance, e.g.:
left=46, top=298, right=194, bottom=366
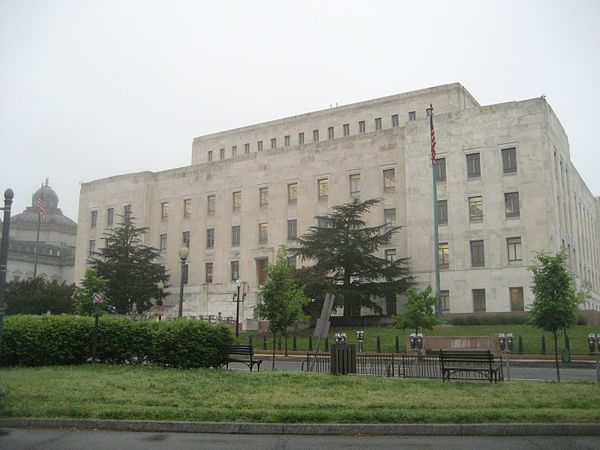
left=4, top=181, right=77, bottom=283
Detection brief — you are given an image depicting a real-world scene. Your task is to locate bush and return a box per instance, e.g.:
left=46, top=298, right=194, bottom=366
left=149, top=320, right=234, bottom=368
left=1, top=315, right=234, bottom=368
left=447, top=314, right=530, bottom=326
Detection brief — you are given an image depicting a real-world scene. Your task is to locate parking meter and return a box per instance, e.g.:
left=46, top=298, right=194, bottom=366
left=416, top=333, right=423, bottom=351
left=356, top=330, right=364, bottom=342
left=409, top=333, right=416, bottom=351
left=499, top=333, right=506, bottom=352
left=506, top=333, right=514, bottom=352
left=341, top=332, right=347, bottom=343
left=597, top=334, right=600, bottom=349
left=335, top=333, right=342, bottom=344
left=589, top=334, right=597, bottom=353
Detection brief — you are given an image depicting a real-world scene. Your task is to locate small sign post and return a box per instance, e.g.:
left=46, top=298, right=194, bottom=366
left=310, top=293, right=335, bottom=371
left=92, top=292, right=103, bottom=363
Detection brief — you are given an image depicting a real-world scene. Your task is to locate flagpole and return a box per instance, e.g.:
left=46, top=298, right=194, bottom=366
left=428, top=105, right=442, bottom=321
left=33, top=184, right=43, bottom=278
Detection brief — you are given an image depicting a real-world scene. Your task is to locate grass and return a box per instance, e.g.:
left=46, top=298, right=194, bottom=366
left=1, top=365, right=599, bottom=423
left=244, top=325, right=599, bottom=355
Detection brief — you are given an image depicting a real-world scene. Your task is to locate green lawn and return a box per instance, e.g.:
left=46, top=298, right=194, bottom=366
left=1, top=365, right=599, bottom=423
left=243, top=325, right=598, bottom=355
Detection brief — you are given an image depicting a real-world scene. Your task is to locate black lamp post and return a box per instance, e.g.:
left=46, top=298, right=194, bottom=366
left=588, top=333, right=600, bottom=383
left=235, top=278, right=242, bottom=337
left=178, top=246, right=189, bottom=318
left=0, top=189, right=14, bottom=363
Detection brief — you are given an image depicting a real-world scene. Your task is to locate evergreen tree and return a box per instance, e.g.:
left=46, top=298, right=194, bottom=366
left=73, top=268, right=110, bottom=316
left=394, top=286, right=439, bottom=335
left=255, top=247, right=309, bottom=369
left=88, top=215, right=169, bottom=314
left=292, top=198, right=413, bottom=320
left=529, top=250, right=584, bottom=382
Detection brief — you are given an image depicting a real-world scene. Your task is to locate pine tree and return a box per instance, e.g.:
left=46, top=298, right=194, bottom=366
left=292, top=198, right=413, bottom=320
left=88, top=215, right=169, bottom=314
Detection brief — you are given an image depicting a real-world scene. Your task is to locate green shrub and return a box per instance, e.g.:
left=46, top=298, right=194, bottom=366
left=149, top=320, right=234, bottom=368
left=95, top=317, right=153, bottom=364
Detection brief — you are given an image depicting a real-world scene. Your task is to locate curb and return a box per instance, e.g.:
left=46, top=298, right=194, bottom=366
left=1, top=419, right=599, bottom=436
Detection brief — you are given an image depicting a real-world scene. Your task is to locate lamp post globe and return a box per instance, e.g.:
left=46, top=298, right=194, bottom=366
left=177, top=246, right=189, bottom=318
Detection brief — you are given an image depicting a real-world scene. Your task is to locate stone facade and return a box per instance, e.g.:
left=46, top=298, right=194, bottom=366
left=74, top=83, right=600, bottom=322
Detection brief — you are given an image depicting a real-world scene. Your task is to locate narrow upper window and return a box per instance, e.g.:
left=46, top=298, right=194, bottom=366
left=89, top=240, right=96, bottom=255
left=208, top=150, right=213, bottom=162
left=288, top=183, right=298, bottom=206
left=271, top=138, right=276, bottom=149
left=318, top=178, right=328, bottom=200
left=244, top=143, right=250, bottom=154
left=383, top=168, right=396, bottom=192
left=473, top=289, right=486, bottom=312
left=507, top=237, right=522, bottom=263
left=219, top=148, right=225, bottom=160
left=384, top=208, right=396, bottom=232
left=391, top=114, right=399, bottom=127
left=231, top=260, right=240, bottom=281
left=375, top=117, right=382, bottom=130
left=327, top=127, right=334, bottom=140
left=510, top=287, right=524, bottom=311
left=408, top=111, right=416, bottom=121
left=259, top=187, right=269, bottom=208
left=470, top=240, right=485, bottom=267
left=123, top=204, right=131, bottom=218
left=182, top=231, right=190, bottom=248
left=437, top=200, right=448, bottom=225
left=258, top=223, right=268, bottom=245
left=232, top=145, right=237, bottom=157
left=385, top=249, right=396, bottom=261
left=441, top=290, right=450, bottom=311
left=160, top=202, right=169, bottom=221
left=434, top=158, right=446, bottom=181
left=232, top=191, right=241, bottom=212
left=502, top=147, right=517, bottom=174
left=205, top=262, right=213, bottom=284
left=284, top=135, right=290, bottom=147
left=107, top=208, right=114, bottom=226
left=159, top=233, right=167, bottom=251
left=468, top=196, right=483, bottom=222
left=232, top=225, right=240, bottom=247
left=439, top=243, right=449, bottom=269
left=298, top=132, right=305, bottom=144
left=207, top=194, right=216, bottom=215
left=287, top=219, right=297, bottom=240
left=343, top=124, right=350, bottom=136
left=505, top=192, right=520, bottom=218
left=183, top=198, right=192, bottom=218
left=206, top=228, right=215, bottom=249
left=257, top=140, right=263, bottom=151
left=90, top=210, right=97, bottom=228
left=358, top=121, right=366, bottom=133
left=467, top=153, right=481, bottom=178
left=349, top=174, right=361, bottom=199
left=313, top=129, right=319, bottom=142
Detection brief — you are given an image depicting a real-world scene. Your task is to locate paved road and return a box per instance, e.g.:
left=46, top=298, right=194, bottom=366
left=2, top=428, right=599, bottom=450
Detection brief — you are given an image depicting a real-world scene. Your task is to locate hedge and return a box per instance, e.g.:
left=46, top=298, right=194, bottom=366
left=0, top=315, right=234, bottom=368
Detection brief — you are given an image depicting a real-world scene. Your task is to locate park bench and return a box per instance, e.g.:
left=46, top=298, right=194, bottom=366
left=438, top=350, right=503, bottom=383
left=219, top=344, right=263, bottom=371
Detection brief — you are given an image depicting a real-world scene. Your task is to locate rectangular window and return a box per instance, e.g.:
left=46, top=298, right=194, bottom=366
left=437, top=200, right=448, bottom=225
left=349, top=174, right=361, bottom=198
left=391, top=114, right=399, bottom=127
left=159, top=233, right=167, bottom=251
left=439, top=243, right=449, bottom=269
left=505, top=192, right=520, bottom=218
left=271, top=138, right=276, bottom=149
left=502, top=147, right=517, bottom=174
left=123, top=204, right=131, bottom=218
left=257, top=140, right=263, bottom=151
left=510, top=287, right=524, bottom=311
left=181, top=263, right=189, bottom=285
left=440, top=290, right=450, bottom=311
left=328, top=127, right=334, bottom=139
left=287, top=255, right=297, bottom=268
left=207, top=194, right=216, bottom=215
left=434, top=158, right=446, bottom=181
left=205, top=262, right=213, bottom=284
left=287, top=219, right=297, bottom=240
left=232, top=145, right=237, bottom=157
left=470, top=240, right=485, bottom=267
left=232, top=191, right=241, bottom=212
left=469, top=196, right=483, bottom=222
left=244, top=143, right=250, bottom=154
left=358, top=120, right=366, bottom=133
left=182, top=231, right=190, bottom=248
left=256, top=258, right=268, bottom=286
left=507, top=237, right=522, bottom=263
left=284, top=135, right=290, bottom=146
left=259, top=223, right=268, bottom=245
left=343, top=123, right=350, bottom=136
left=161, top=202, right=169, bottom=221
left=232, top=225, right=240, bottom=247
left=408, top=111, right=416, bottom=121
left=183, top=198, right=192, bottom=218
left=385, top=249, right=396, bottom=261
left=206, top=228, right=215, bottom=249
left=259, top=187, right=269, bottom=208
left=298, top=132, right=304, bottom=144
left=288, top=183, right=298, bottom=205
left=318, top=178, right=328, bottom=200
left=473, top=289, right=486, bottom=312
left=375, top=117, right=382, bottom=130
left=219, top=148, right=225, bottom=160
left=107, top=208, right=114, bottom=226
left=208, top=150, right=213, bottom=162
left=231, top=260, right=240, bottom=281
left=383, top=168, right=396, bottom=192
left=89, top=239, right=96, bottom=255
left=313, top=129, right=319, bottom=142
left=317, top=217, right=330, bottom=228
left=467, top=153, right=481, bottom=178
left=90, top=210, right=97, bottom=228
left=384, top=208, right=396, bottom=232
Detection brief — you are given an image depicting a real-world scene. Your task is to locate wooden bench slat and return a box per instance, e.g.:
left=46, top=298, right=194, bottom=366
left=219, top=344, right=263, bottom=372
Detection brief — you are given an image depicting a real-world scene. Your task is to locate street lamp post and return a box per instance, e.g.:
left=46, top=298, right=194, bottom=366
left=0, top=189, right=14, bottom=363
left=235, top=279, right=242, bottom=337
left=178, top=246, right=189, bottom=319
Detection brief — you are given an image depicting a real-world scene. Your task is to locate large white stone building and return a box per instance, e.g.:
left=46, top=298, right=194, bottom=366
left=74, top=83, right=600, bottom=323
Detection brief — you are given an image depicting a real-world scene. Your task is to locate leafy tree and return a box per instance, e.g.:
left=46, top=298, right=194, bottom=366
left=255, top=247, right=310, bottom=369
left=88, top=215, right=169, bottom=314
left=73, top=268, right=110, bottom=316
left=394, top=286, right=439, bottom=335
left=292, top=198, right=413, bottom=320
left=529, top=250, right=583, bottom=382
left=5, top=278, right=75, bottom=315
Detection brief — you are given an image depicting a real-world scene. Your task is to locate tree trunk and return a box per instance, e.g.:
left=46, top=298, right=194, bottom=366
left=272, top=332, right=276, bottom=370
left=553, top=330, right=560, bottom=382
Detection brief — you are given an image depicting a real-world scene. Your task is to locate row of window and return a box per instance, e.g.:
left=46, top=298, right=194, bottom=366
left=433, top=147, right=517, bottom=181
left=438, top=237, right=523, bottom=269
left=436, top=192, right=520, bottom=224
left=207, top=111, right=423, bottom=162
left=90, top=205, right=130, bottom=228
left=440, top=287, right=525, bottom=313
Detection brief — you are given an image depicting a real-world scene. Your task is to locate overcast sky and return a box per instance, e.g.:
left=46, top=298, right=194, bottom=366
left=1, top=0, right=599, bottom=221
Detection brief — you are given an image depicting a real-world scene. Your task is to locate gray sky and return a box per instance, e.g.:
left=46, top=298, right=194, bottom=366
left=1, top=0, right=599, bottom=221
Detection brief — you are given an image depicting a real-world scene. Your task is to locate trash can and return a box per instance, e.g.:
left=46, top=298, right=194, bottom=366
left=330, top=343, right=357, bottom=375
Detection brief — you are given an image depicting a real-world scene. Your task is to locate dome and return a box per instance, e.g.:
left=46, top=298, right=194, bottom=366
left=11, top=181, right=77, bottom=229
left=32, top=183, right=59, bottom=210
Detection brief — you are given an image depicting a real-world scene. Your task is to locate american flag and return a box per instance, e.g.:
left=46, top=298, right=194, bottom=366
left=37, top=197, right=47, bottom=219
left=429, top=104, right=437, bottom=164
